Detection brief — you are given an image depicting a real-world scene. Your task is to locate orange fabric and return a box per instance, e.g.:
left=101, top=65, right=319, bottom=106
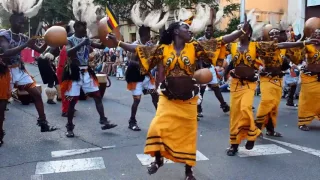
left=0, top=70, right=11, bottom=100
left=57, top=46, right=67, bottom=83
left=60, top=80, right=73, bottom=98
left=127, top=82, right=137, bottom=91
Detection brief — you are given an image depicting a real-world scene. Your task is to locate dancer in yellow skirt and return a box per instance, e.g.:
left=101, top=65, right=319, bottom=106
left=296, top=18, right=320, bottom=131
left=255, top=23, right=301, bottom=137
left=224, top=14, right=317, bottom=156
left=108, top=4, right=251, bottom=179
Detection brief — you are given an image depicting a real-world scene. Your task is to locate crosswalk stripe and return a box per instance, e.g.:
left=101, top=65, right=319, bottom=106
left=237, top=144, right=292, bottom=157
left=264, top=137, right=320, bottom=157
left=136, top=150, right=209, bottom=166
left=31, top=175, right=43, bottom=180
left=35, top=157, right=105, bottom=175
left=51, top=145, right=116, bottom=158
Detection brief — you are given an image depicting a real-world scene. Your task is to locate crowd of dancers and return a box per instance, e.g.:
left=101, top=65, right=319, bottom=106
left=0, top=1, right=319, bottom=180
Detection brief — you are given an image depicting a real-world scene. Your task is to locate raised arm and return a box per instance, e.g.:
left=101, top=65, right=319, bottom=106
left=0, top=37, right=28, bottom=57
left=67, top=38, right=89, bottom=56
left=106, top=34, right=138, bottom=53
left=221, top=14, right=250, bottom=44
left=277, top=39, right=320, bottom=49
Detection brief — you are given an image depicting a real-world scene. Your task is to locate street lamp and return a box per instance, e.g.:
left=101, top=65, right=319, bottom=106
left=28, top=18, right=31, bottom=38
left=240, top=0, right=246, bottom=22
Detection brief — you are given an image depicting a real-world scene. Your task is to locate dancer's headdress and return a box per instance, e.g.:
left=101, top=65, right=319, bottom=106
left=173, top=3, right=212, bottom=33
left=71, top=0, right=106, bottom=38
left=130, top=1, right=170, bottom=31
left=246, top=9, right=266, bottom=41
left=0, top=0, right=44, bottom=18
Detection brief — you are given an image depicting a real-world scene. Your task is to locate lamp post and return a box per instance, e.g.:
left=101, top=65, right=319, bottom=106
left=28, top=18, right=31, bottom=38
left=240, top=0, right=246, bottom=22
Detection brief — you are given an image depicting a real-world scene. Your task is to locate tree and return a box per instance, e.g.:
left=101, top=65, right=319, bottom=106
left=0, top=0, right=74, bottom=35
left=0, top=6, right=11, bottom=29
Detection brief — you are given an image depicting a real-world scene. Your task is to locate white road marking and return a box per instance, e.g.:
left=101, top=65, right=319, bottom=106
left=51, top=145, right=115, bottom=158
left=31, top=175, right=43, bottom=180
left=136, top=150, right=209, bottom=166
left=35, top=157, right=105, bottom=175
left=264, top=137, right=320, bottom=157
left=237, top=144, right=292, bottom=157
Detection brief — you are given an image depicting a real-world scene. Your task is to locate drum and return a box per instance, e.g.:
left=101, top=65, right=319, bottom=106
left=17, top=84, right=42, bottom=105
left=96, top=74, right=107, bottom=97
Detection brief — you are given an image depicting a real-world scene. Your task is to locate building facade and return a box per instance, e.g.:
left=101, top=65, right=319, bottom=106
left=119, top=0, right=319, bottom=42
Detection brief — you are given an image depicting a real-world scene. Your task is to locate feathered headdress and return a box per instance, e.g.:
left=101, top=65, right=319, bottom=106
left=130, top=1, right=169, bottom=31
left=247, top=9, right=266, bottom=41
left=72, top=0, right=106, bottom=38
left=205, top=5, right=224, bottom=27
left=68, top=20, right=75, bottom=34
left=174, top=3, right=211, bottom=33
left=0, top=0, right=44, bottom=18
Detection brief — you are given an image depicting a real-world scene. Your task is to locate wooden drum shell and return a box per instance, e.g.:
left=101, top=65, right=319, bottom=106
left=96, top=74, right=107, bottom=97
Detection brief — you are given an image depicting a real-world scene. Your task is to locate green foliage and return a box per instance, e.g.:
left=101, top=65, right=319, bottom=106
left=0, top=0, right=240, bottom=36
left=0, top=6, right=11, bottom=29
left=0, top=0, right=73, bottom=35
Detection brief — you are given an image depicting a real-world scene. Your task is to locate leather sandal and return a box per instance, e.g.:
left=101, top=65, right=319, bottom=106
left=147, top=157, right=163, bottom=175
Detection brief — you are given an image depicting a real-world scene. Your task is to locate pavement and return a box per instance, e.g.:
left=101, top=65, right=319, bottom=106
left=0, top=64, right=320, bottom=180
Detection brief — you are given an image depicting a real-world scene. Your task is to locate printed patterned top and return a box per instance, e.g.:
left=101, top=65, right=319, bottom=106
left=67, top=35, right=91, bottom=66
left=136, top=37, right=226, bottom=77
left=0, top=29, right=29, bottom=65
left=228, top=42, right=263, bottom=69
left=304, top=44, right=320, bottom=65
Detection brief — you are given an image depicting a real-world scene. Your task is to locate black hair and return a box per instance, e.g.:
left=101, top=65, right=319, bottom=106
left=65, top=26, right=70, bottom=34
left=9, top=12, right=24, bottom=23
left=159, top=22, right=181, bottom=45
left=248, top=24, right=253, bottom=40
left=74, top=21, right=87, bottom=30
left=138, top=25, right=150, bottom=37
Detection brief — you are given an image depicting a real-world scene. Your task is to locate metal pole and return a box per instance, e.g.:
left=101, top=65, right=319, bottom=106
left=28, top=18, right=31, bottom=38
left=240, top=0, right=246, bottom=22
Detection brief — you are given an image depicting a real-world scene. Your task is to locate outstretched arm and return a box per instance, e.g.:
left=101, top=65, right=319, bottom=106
left=119, top=42, right=138, bottom=53
left=277, top=39, right=320, bottom=49
left=67, top=38, right=89, bottom=56
left=221, top=14, right=250, bottom=44
left=0, top=37, right=28, bottom=57
left=106, top=34, right=138, bottom=53
left=90, top=41, right=105, bottom=49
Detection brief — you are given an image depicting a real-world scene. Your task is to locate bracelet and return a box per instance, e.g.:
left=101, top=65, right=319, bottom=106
left=240, top=28, right=246, bottom=34
left=117, top=41, right=122, bottom=47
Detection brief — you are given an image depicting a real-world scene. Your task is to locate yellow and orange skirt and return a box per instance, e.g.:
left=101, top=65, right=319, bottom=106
left=298, top=74, right=320, bottom=126
left=144, top=93, right=198, bottom=166
left=229, top=78, right=261, bottom=144
left=255, top=76, right=282, bottom=130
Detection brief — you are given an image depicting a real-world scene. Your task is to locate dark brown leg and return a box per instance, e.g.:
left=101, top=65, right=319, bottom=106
left=26, top=87, right=57, bottom=132
left=0, top=100, right=6, bottom=146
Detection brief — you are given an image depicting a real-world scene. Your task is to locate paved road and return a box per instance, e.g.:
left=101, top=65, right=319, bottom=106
left=0, top=64, right=320, bottom=180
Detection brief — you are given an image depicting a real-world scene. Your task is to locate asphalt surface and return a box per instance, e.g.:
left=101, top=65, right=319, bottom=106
left=0, top=64, right=320, bottom=180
